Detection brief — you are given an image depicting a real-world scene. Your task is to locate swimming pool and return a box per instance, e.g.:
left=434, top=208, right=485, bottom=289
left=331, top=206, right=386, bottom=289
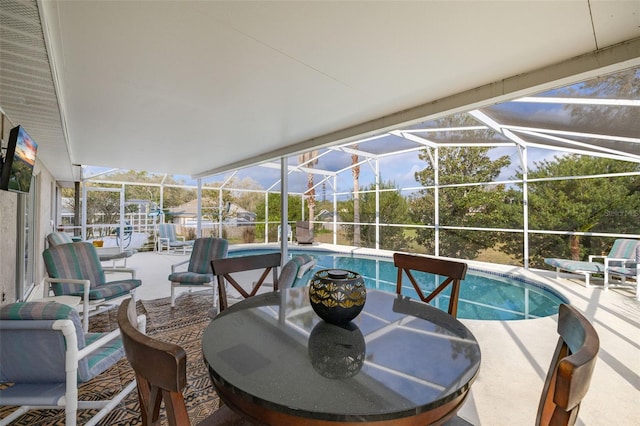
left=228, top=247, right=567, bottom=321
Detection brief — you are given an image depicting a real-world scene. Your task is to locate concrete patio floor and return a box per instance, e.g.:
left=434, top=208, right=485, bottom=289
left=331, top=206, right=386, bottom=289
left=42, top=245, right=640, bottom=425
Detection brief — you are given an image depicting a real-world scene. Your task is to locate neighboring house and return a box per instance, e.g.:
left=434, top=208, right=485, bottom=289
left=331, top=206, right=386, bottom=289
left=169, top=200, right=256, bottom=227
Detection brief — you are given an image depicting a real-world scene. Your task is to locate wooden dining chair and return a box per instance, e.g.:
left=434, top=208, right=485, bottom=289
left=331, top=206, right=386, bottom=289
left=211, top=252, right=282, bottom=312
left=394, top=252, right=468, bottom=318
left=117, top=298, right=256, bottom=426
left=443, top=303, right=599, bottom=426
left=536, top=303, right=599, bottom=426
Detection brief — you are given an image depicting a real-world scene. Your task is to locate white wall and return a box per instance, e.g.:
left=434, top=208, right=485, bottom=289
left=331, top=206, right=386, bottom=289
left=0, top=190, right=18, bottom=303
left=0, top=157, right=56, bottom=305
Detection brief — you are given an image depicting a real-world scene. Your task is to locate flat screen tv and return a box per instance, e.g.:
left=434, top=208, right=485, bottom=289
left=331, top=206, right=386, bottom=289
left=0, top=125, right=38, bottom=194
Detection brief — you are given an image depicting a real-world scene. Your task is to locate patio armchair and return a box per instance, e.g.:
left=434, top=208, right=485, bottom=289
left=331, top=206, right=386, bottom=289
left=545, top=239, right=640, bottom=287
left=605, top=244, right=640, bottom=300
left=168, top=237, right=229, bottom=308
left=394, top=252, right=468, bottom=318
left=43, top=242, right=142, bottom=332
left=0, top=301, right=139, bottom=426
left=157, top=223, right=194, bottom=253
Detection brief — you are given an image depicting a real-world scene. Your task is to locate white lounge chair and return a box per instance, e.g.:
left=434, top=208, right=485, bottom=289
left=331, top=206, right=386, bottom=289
left=605, top=244, right=640, bottom=300
left=157, top=223, right=194, bottom=253
left=545, top=239, right=640, bottom=287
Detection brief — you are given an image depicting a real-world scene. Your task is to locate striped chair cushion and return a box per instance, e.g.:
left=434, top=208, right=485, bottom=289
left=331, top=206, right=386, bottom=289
left=0, top=302, right=124, bottom=383
left=168, top=271, right=214, bottom=284
left=187, top=238, right=229, bottom=274
left=83, top=333, right=125, bottom=381
left=544, top=258, right=605, bottom=273
left=169, top=240, right=194, bottom=247
left=46, top=232, right=74, bottom=247
left=86, top=279, right=142, bottom=300
left=0, top=301, right=85, bottom=348
left=280, top=254, right=316, bottom=288
left=608, top=265, right=638, bottom=277
left=608, top=239, right=640, bottom=266
left=43, top=242, right=106, bottom=296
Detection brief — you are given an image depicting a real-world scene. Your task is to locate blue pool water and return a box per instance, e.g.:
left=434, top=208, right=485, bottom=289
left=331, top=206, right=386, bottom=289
left=228, top=248, right=567, bottom=321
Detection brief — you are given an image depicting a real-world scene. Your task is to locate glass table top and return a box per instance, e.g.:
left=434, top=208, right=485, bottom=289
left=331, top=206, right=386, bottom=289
left=202, top=288, right=481, bottom=422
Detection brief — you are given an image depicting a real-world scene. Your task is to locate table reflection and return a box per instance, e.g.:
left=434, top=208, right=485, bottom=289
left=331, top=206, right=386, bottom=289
left=308, top=321, right=366, bottom=379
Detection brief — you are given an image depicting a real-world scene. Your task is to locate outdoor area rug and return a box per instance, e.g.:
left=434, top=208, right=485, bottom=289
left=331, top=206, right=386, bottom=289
left=0, top=292, right=221, bottom=425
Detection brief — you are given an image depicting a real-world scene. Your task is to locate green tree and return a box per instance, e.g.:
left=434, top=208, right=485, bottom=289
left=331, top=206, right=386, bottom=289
left=63, top=171, right=198, bottom=237
left=502, top=155, right=640, bottom=267
left=341, top=181, right=410, bottom=250
left=95, top=170, right=195, bottom=209
left=229, top=177, right=264, bottom=212
left=351, top=145, right=361, bottom=245
left=255, top=193, right=303, bottom=241
left=200, top=187, right=235, bottom=224
left=410, top=141, right=511, bottom=258
left=298, top=151, right=319, bottom=222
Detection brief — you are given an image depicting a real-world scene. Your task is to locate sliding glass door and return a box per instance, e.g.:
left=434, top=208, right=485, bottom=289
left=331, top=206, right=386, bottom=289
left=16, top=174, right=37, bottom=300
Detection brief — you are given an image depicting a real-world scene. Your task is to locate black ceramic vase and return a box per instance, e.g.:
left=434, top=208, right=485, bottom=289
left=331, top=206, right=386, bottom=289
left=308, top=269, right=366, bottom=324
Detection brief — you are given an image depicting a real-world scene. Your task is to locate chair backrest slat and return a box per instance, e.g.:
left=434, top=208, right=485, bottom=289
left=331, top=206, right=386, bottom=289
left=393, top=252, right=467, bottom=318
left=211, top=252, right=282, bottom=312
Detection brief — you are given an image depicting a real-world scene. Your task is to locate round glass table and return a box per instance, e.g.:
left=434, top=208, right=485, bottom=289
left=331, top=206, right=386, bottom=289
left=202, top=288, right=481, bottom=425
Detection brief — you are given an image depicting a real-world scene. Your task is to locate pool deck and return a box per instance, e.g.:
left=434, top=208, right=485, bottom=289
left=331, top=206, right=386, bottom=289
left=36, top=243, right=640, bottom=425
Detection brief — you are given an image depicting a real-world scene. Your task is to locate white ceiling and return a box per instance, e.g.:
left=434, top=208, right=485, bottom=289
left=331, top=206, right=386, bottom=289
left=1, top=1, right=639, bottom=183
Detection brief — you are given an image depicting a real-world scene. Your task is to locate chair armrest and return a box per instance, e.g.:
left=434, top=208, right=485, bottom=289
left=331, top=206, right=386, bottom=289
left=44, top=277, right=90, bottom=301
left=44, top=277, right=91, bottom=332
left=177, top=236, right=186, bottom=242
left=158, top=237, right=169, bottom=251
left=171, top=259, right=190, bottom=273
left=78, top=328, right=121, bottom=360
left=604, top=257, right=633, bottom=267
